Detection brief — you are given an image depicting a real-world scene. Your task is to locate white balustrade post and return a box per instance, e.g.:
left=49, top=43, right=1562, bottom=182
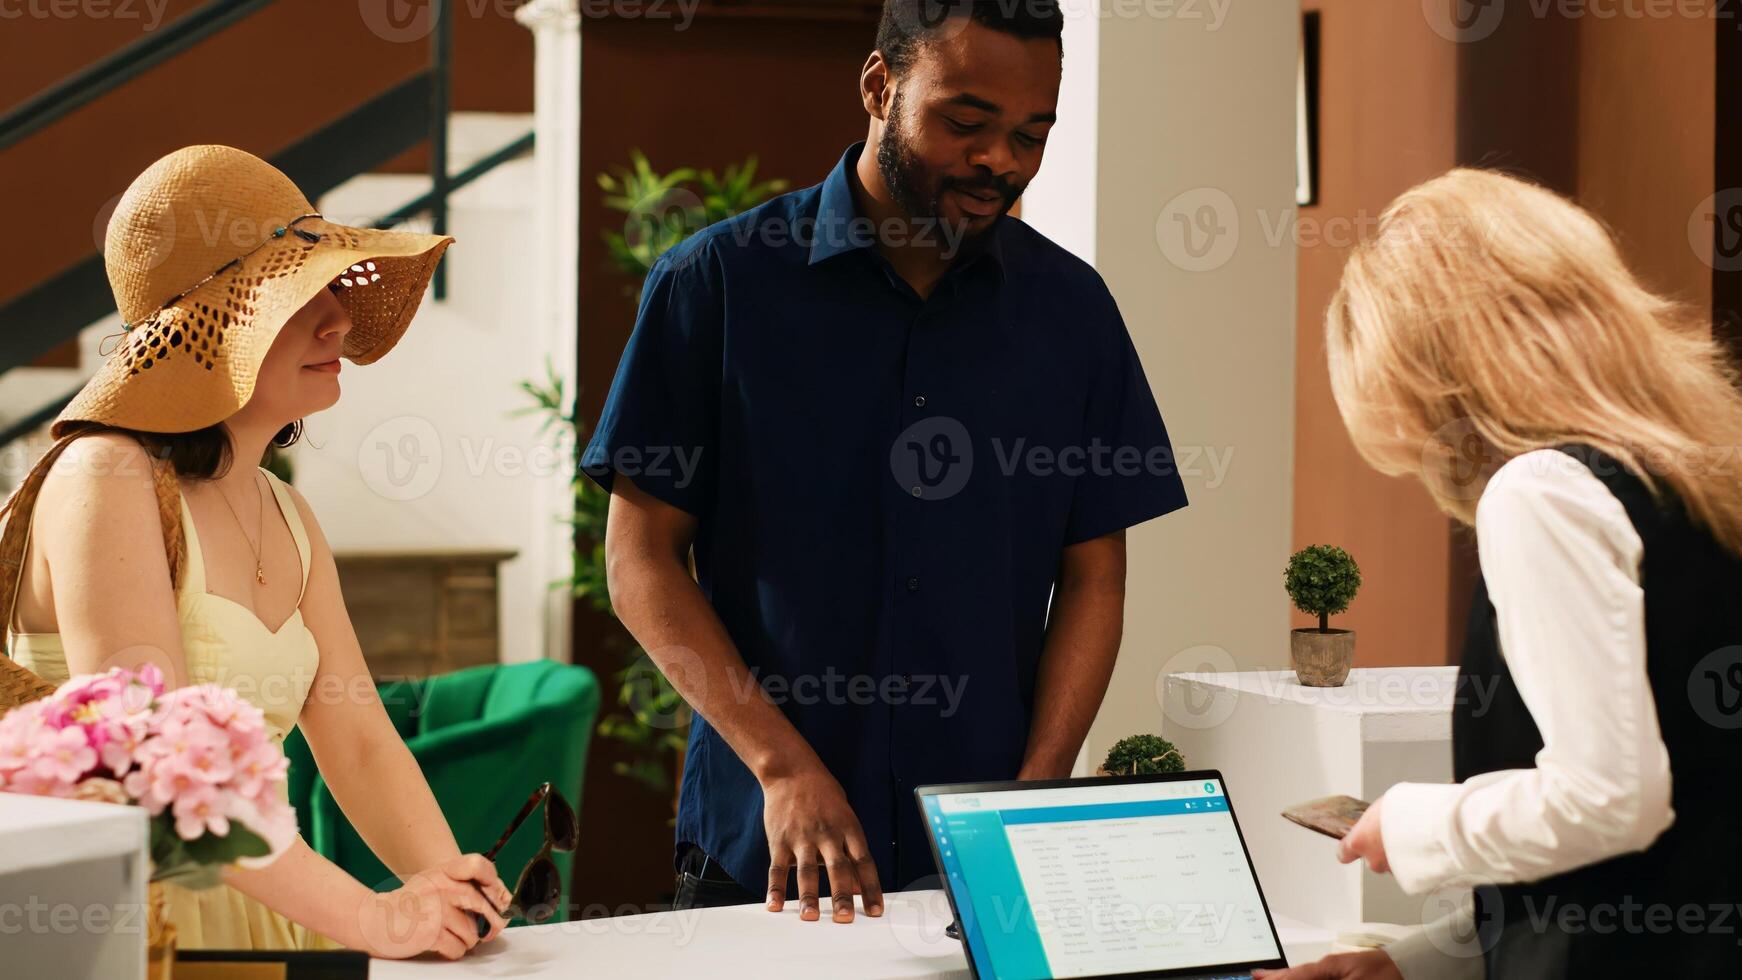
left=516, top=0, right=582, bottom=664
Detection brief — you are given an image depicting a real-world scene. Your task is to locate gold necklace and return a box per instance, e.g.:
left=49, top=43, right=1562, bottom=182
left=214, top=472, right=268, bottom=585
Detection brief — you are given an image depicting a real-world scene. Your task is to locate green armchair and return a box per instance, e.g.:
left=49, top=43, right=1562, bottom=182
left=282, top=660, right=600, bottom=923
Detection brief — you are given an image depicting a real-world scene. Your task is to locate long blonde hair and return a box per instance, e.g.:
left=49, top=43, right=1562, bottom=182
left=1326, top=167, right=1742, bottom=555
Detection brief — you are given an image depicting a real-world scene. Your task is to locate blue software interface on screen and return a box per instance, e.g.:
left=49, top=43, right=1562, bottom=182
left=923, top=779, right=1281, bottom=980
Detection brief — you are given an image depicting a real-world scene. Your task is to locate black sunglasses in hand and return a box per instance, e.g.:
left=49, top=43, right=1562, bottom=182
left=474, top=782, right=579, bottom=937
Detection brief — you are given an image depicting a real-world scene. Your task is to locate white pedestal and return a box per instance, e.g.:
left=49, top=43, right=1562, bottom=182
left=0, top=792, right=149, bottom=980
left=1161, top=667, right=1457, bottom=931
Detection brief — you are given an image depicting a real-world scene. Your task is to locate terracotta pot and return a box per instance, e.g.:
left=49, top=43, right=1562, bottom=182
left=146, top=882, right=175, bottom=980
left=1290, top=628, right=1355, bottom=687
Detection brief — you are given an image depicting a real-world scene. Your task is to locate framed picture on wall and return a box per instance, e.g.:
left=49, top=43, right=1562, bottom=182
left=1298, top=11, right=1321, bottom=207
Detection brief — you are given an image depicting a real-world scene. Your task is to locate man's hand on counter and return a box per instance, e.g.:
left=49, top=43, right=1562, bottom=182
left=761, top=760, right=885, bottom=924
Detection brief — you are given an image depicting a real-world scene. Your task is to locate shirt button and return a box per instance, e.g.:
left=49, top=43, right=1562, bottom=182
left=907, top=577, right=921, bottom=592
left=911, top=485, right=923, bottom=497
left=914, top=395, right=926, bottom=408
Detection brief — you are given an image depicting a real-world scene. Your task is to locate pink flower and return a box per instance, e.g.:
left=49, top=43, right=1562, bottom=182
left=171, top=784, right=233, bottom=841
left=30, top=725, right=97, bottom=786
left=183, top=734, right=237, bottom=785
left=120, top=767, right=163, bottom=812
left=96, top=716, right=147, bottom=776
left=1, top=665, right=295, bottom=879
left=231, top=742, right=289, bottom=799
left=128, top=744, right=206, bottom=815
left=5, top=766, right=74, bottom=797
left=0, top=700, right=49, bottom=772
left=132, top=663, right=166, bottom=697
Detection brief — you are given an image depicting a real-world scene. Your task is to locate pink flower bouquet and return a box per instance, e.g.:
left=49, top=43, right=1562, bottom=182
left=0, top=665, right=296, bottom=889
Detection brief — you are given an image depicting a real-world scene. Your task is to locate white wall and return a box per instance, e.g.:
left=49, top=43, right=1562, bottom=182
left=1024, top=1, right=1300, bottom=767
left=1019, top=8, right=1098, bottom=265
left=290, top=148, right=562, bottom=665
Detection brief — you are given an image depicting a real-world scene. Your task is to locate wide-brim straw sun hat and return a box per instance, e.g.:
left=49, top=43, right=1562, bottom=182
left=0, top=146, right=452, bottom=707
left=55, top=143, right=454, bottom=435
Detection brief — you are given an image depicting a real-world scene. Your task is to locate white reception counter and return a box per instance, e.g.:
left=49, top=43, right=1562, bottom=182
left=19, top=667, right=1455, bottom=978
left=369, top=892, right=1335, bottom=978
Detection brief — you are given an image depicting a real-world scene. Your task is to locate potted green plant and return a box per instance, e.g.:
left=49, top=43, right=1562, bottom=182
left=1284, top=544, right=1362, bottom=687
left=513, top=152, right=789, bottom=800
left=1097, top=734, right=1186, bottom=776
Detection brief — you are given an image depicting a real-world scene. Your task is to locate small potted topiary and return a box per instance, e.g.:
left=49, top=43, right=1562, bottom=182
left=1285, top=544, right=1362, bottom=687
left=1097, top=734, right=1186, bottom=776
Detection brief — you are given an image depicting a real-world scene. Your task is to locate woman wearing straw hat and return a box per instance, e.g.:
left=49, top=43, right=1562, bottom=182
left=0, top=146, right=513, bottom=958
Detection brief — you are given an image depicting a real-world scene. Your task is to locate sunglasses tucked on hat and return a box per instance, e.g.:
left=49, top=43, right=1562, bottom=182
left=57, top=143, right=455, bottom=436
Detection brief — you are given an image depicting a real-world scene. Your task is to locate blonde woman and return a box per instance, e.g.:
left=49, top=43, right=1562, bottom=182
left=1257, top=170, right=1742, bottom=979
left=0, top=146, right=512, bottom=957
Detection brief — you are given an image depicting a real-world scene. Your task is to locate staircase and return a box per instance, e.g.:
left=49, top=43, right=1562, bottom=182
left=0, top=0, right=575, bottom=667
left=0, top=0, right=534, bottom=463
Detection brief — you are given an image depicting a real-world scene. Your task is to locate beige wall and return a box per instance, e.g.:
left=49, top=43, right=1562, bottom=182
left=1290, top=3, right=1717, bottom=670
left=1576, top=16, right=1715, bottom=310
left=1292, top=0, right=1463, bottom=667
left=1028, top=0, right=1721, bottom=769
left=1027, top=1, right=1302, bottom=766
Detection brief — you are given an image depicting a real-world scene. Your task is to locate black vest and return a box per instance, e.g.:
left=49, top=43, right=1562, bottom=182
left=1453, top=446, right=1742, bottom=977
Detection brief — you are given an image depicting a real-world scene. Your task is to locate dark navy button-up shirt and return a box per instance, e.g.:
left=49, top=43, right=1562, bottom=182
left=582, top=143, right=1188, bottom=893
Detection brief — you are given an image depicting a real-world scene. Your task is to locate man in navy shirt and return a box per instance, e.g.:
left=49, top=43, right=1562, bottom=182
left=584, top=0, right=1187, bottom=924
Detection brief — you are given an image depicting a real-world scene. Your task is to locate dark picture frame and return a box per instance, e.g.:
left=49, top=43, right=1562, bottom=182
left=1298, top=11, right=1322, bottom=207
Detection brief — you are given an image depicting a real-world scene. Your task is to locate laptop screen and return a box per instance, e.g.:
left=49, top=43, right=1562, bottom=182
left=919, top=775, right=1285, bottom=980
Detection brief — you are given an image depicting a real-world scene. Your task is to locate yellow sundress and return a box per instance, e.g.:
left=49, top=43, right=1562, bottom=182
left=9, top=467, right=345, bottom=951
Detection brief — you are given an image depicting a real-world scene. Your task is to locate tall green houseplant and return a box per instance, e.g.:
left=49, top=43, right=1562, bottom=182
left=598, top=150, right=789, bottom=301
left=517, top=152, right=787, bottom=795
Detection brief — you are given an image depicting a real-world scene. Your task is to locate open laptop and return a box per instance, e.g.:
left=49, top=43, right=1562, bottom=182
left=915, top=770, right=1289, bottom=980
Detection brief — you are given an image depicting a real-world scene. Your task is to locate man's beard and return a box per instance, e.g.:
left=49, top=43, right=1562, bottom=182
left=876, top=91, right=1022, bottom=241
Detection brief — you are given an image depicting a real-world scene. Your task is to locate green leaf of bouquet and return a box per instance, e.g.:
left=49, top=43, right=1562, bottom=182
left=152, top=861, right=227, bottom=891
left=183, top=824, right=271, bottom=866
